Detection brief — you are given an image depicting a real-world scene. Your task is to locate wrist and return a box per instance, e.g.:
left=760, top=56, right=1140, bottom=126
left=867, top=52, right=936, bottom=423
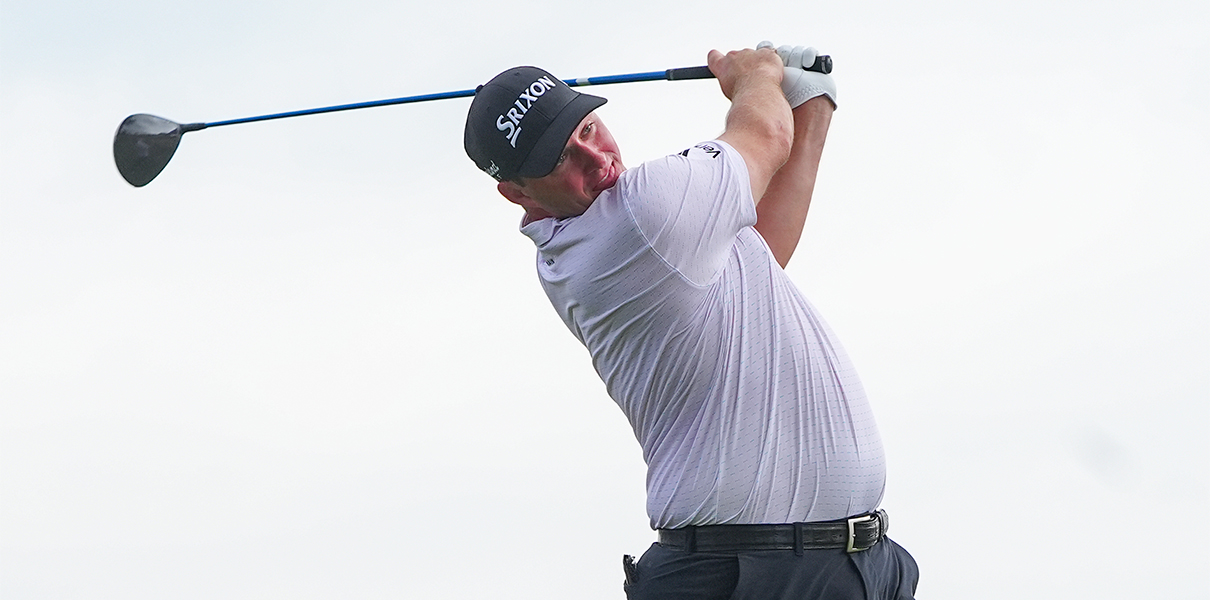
left=791, top=98, right=833, bottom=140
left=794, top=96, right=835, bottom=118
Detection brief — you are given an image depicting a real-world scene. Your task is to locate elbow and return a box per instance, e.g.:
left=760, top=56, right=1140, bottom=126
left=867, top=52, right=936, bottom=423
left=769, top=116, right=793, bottom=167
left=754, top=102, right=793, bottom=170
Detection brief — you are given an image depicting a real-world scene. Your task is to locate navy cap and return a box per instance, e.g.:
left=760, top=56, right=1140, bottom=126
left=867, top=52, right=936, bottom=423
left=464, top=66, right=607, bottom=181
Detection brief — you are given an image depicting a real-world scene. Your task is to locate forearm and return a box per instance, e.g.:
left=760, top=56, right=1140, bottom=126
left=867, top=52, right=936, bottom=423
left=723, top=86, right=793, bottom=193
left=724, top=85, right=793, bottom=157
left=754, top=97, right=833, bottom=268
left=709, top=48, right=794, bottom=201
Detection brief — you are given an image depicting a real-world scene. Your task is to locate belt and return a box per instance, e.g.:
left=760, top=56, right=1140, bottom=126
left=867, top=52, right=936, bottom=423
left=657, top=509, right=889, bottom=554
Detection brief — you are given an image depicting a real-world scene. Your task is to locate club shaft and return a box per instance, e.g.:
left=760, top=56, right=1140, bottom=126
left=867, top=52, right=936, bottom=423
left=201, top=88, right=479, bottom=129
left=200, top=72, right=687, bottom=129
left=198, top=56, right=829, bottom=130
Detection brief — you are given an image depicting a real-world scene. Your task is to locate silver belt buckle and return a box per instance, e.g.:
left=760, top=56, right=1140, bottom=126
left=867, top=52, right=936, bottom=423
left=846, top=514, right=875, bottom=553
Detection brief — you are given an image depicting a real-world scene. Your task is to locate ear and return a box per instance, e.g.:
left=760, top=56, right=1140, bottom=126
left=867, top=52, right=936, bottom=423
left=498, top=179, right=557, bottom=222
left=496, top=180, right=531, bottom=207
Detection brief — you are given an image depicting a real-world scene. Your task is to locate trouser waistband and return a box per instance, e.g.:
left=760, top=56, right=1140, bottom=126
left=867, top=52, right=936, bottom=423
left=656, top=509, right=889, bottom=554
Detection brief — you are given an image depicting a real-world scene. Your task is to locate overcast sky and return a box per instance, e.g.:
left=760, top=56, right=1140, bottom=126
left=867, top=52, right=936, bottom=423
left=2, top=0, right=1207, bottom=598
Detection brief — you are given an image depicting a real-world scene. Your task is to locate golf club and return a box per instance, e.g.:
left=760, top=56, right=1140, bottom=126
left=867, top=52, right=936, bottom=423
left=114, top=56, right=833, bottom=187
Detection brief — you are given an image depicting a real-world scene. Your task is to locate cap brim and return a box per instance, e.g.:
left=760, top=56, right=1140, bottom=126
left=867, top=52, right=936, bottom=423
left=515, top=92, right=608, bottom=179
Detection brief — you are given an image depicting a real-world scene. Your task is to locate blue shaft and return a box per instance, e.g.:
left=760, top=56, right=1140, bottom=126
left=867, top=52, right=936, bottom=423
left=200, top=68, right=711, bottom=129
left=564, top=70, right=668, bottom=87
left=203, top=89, right=480, bottom=128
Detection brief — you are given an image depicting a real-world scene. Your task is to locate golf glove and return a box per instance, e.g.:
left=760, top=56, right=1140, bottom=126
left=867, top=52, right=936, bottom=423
left=758, top=41, right=837, bottom=109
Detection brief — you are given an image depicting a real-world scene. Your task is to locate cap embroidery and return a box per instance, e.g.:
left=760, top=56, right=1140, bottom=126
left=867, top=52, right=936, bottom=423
left=495, top=76, right=557, bottom=148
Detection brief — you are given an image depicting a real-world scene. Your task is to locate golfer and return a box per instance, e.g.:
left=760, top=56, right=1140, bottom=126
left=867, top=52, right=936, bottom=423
left=464, top=43, right=918, bottom=599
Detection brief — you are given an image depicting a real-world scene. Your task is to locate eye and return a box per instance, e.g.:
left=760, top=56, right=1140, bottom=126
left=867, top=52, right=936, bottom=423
left=581, top=121, right=594, bottom=138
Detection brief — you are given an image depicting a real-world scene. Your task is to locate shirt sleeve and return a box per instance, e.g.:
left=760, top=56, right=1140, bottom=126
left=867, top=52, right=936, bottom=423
left=617, top=140, right=757, bottom=285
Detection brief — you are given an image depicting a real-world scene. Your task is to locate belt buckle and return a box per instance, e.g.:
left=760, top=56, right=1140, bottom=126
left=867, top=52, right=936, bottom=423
left=846, top=514, right=875, bottom=553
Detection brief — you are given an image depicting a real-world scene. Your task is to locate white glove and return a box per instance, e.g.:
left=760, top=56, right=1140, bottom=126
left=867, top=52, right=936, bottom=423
left=758, top=41, right=837, bottom=109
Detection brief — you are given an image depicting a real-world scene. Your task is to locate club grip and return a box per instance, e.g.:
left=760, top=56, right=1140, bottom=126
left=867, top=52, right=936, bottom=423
left=665, top=54, right=832, bottom=81
left=665, top=66, right=715, bottom=80
left=813, top=54, right=833, bottom=74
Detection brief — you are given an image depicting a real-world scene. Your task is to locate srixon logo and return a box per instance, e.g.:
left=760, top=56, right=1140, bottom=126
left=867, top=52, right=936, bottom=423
left=496, top=76, right=557, bottom=148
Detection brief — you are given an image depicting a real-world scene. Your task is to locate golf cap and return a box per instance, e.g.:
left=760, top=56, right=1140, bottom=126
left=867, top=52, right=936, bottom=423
left=464, top=66, right=606, bottom=182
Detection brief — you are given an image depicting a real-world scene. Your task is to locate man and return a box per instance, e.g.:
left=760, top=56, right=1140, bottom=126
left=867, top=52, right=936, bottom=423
left=463, top=43, right=919, bottom=599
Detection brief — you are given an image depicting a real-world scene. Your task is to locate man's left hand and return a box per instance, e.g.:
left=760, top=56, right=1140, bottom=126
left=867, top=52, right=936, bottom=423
left=758, top=41, right=838, bottom=109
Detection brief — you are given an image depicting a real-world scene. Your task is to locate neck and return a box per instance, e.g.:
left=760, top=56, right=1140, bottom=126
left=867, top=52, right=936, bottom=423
left=522, top=206, right=557, bottom=225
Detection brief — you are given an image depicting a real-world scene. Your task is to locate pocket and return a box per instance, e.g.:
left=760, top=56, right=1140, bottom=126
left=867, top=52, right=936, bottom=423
left=622, top=553, right=642, bottom=597
left=623, top=553, right=639, bottom=586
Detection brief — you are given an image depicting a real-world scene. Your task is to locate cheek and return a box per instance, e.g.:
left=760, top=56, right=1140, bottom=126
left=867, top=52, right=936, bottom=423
left=560, top=172, right=587, bottom=192
left=599, top=131, right=619, bottom=153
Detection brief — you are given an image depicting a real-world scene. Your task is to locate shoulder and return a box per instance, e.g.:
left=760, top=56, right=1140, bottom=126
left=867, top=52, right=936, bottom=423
left=617, top=140, right=749, bottom=196
left=611, top=141, right=757, bottom=263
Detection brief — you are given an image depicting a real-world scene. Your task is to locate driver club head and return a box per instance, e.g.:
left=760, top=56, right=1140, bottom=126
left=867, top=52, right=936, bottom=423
left=113, top=114, right=187, bottom=187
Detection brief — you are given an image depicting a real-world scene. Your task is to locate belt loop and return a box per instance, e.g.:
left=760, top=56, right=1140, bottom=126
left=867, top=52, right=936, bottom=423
left=793, top=522, right=804, bottom=556
left=687, top=526, right=697, bottom=553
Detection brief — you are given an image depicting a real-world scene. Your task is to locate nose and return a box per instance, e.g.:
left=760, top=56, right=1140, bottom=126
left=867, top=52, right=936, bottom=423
left=570, top=138, right=608, bottom=171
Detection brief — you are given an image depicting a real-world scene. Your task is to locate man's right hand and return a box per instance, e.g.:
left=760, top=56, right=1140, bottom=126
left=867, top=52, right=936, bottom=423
left=757, top=41, right=838, bottom=109
left=706, top=47, right=786, bottom=102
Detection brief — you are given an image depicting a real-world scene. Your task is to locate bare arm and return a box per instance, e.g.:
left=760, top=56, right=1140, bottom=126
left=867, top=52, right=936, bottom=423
left=753, top=96, right=834, bottom=268
left=708, top=48, right=794, bottom=202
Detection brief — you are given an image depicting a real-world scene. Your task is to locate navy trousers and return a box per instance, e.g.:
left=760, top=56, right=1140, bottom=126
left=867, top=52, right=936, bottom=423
left=622, top=537, right=918, bottom=599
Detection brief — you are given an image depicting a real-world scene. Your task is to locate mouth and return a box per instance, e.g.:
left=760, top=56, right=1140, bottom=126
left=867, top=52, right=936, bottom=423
left=592, top=162, right=618, bottom=193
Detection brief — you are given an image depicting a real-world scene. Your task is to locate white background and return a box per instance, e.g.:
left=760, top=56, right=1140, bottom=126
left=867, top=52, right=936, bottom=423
left=2, top=0, right=1207, bottom=598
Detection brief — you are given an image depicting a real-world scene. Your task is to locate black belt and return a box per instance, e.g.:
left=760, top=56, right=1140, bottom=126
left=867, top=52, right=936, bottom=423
left=657, top=510, right=889, bottom=554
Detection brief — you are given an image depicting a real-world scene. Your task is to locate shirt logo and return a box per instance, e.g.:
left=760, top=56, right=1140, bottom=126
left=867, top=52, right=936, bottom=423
left=496, top=76, right=557, bottom=148
left=679, top=142, right=722, bottom=159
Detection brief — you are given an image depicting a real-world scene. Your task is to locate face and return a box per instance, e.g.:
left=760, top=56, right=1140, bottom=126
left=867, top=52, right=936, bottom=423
left=498, top=112, right=623, bottom=219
